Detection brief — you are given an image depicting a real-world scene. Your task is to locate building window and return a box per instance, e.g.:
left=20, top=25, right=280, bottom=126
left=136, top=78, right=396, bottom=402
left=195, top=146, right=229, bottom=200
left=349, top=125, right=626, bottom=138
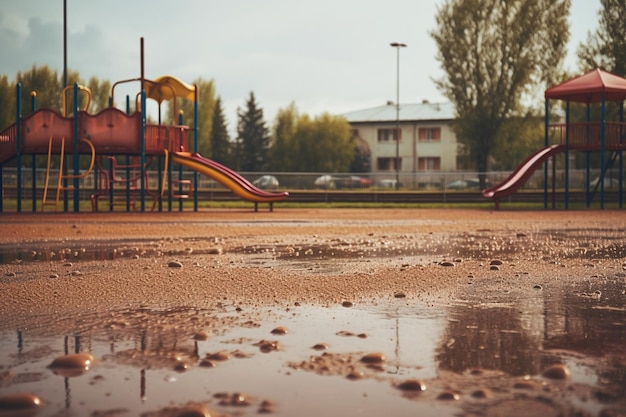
left=377, top=157, right=401, bottom=171
left=418, top=127, right=441, bottom=141
left=418, top=157, right=440, bottom=171
left=350, top=128, right=360, bottom=138
left=377, top=128, right=401, bottom=142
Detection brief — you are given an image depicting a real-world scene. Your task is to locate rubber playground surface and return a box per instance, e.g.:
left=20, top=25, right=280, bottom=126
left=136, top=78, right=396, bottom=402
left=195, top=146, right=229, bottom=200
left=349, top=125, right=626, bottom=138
left=0, top=208, right=625, bottom=416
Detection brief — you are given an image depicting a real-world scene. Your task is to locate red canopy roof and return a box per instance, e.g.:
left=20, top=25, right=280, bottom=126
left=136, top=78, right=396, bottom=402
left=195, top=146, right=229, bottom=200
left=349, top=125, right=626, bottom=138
left=544, top=68, right=626, bottom=103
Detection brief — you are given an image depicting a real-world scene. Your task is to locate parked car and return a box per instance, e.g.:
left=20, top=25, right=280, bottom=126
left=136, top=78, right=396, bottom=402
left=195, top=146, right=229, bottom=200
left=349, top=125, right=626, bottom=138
left=252, top=175, right=279, bottom=190
left=446, top=178, right=483, bottom=189
left=339, top=176, right=372, bottom=189
left=378, top=179, right=400, bottom=189
left=590, top=176, right=622, bottom=189
left=314, top=175, right=336, bottom=189
left=314, top=175, right=372, bottom=189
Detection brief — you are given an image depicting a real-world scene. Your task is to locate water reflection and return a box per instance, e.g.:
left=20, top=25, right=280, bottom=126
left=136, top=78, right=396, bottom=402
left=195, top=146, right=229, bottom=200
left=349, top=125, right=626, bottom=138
left=437, top=305, right=542, bottom=376
left=1, top=276, right=624, bottom=416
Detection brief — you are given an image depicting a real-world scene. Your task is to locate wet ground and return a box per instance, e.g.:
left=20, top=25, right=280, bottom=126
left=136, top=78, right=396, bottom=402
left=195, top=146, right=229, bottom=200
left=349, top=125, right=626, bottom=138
left=0, top=213, right=625, bottom=417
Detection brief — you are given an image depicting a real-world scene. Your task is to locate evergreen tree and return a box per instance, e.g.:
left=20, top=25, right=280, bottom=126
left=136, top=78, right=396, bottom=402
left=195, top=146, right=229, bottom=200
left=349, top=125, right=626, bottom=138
left=236, top=92, right=269, bottom=171
left=349, top=136, right=372, bottom=173
left=210, top=97, right=231, bottom=166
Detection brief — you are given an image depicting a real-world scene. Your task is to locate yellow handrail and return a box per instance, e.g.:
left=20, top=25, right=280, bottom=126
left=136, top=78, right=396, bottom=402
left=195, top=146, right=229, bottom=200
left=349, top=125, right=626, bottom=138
left=62, top=85, right=92, bottom=117
left=41, top=137, right=97, bottom=211
left=151, top=149, right=170, bottom=211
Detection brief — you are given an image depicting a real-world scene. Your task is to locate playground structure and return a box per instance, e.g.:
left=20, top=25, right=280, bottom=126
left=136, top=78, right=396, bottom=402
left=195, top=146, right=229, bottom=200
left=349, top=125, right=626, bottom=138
left=0, top=40, right=288, bottom=213
left=483, top=69, right=626, bottom=209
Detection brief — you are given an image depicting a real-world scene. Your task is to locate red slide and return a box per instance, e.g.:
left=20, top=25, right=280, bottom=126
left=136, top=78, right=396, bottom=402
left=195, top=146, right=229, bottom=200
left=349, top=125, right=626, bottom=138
left=482, top=144, right=566, bottom=204
left=171, top=152, right=288, bottom=211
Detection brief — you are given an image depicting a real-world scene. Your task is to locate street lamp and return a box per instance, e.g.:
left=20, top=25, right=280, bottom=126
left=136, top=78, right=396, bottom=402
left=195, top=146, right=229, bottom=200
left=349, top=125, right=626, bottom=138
left=390, top=42, right=406, bottom=190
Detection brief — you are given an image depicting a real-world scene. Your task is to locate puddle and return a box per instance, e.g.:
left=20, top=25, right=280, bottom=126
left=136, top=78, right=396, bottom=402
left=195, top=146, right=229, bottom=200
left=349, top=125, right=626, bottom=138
left=2, top=226, right=625, bottom=266
left=1, top=275, right=625, bottom=416
left=0, top=238, right=222, bottom=265
left=1, top=228, right=625, bottom=416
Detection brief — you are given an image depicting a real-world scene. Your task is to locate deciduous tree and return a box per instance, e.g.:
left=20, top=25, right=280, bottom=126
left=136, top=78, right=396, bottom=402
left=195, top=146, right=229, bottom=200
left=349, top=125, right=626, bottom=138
left=0, top=75, right=15, bottom=131
left=431, top=0, right=570, bottom=185
left=268, top=103, right=299, bottom=171
left=577, top=0, right=626, bottom=76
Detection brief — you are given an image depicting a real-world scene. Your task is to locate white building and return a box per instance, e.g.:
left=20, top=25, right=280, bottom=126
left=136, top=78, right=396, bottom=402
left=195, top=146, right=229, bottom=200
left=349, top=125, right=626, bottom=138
left=343, top=101, right=457, bottom=182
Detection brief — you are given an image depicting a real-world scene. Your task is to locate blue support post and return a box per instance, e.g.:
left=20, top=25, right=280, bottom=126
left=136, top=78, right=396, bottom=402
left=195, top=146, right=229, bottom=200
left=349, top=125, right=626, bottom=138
left=618, top=101, right=624, bottom=208
left=193, top=85, right=199, bottom=211
left=178, top=111, right=184, bottom=212
left=564, top=101, right=570, bottom=209
left=16, top=84, right=22, bottom=213
left=543, top=99, right=550, bottom=210
left=586, top=104, right=591, bottom=207
left=125, top=95, right=131, bottom=212
left=73, top=83, right=80, bottom=212
left=600, top=95, right=606, bottom=209
left=140, top=90, right=146, bottom=212
left=31, top=91, right=37, bottom=212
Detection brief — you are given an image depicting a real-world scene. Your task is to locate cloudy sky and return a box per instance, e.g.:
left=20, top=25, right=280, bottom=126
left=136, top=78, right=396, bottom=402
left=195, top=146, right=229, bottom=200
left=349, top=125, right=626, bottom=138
left=1, top=0, right=601, bottom=127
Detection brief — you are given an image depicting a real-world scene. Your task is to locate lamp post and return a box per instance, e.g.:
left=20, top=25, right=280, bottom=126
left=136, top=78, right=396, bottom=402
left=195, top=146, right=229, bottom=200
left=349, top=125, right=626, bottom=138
left=390, top=42, right=406, bottom=190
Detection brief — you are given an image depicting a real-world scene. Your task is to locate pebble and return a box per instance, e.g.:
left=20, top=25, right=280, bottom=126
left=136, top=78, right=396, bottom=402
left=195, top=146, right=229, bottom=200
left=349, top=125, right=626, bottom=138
left=439, top=261, right=455, bottom=267
left=360, top=352, right=385, bottom=364
left=542, top=364, right=570, bottom=379
left=174, top=361, right=188, bottom=372
left=270, top=326, right=288, bottom=335
left=48, top=352, right=94, bottom=377
left=470, top=388, right=491, bottom=398
left=396, top=379, right=427, bottom=391
left=312, top=343, right=329, bottom=351
left=199, top=359, right=216, bottom=367
left=346, top=370, right=365, bottom=380
left=0, top=392, right=42, bottom=411
left=206, top=351, right=230, bottom=361
left=256, top=340, right=280, bottom=353
left=193, top=331, right=210, bottom=341
left=168, top=261, right=183, bottom=268
left=342, top=301, right=354, bottom=307
left=437, top=391, right=460, bottom=400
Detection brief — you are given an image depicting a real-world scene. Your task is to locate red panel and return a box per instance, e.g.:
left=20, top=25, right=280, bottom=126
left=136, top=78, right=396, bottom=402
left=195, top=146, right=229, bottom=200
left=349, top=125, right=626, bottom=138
left=21, top=109, right=73, bottom=154
left=79, top=108, right=141, bottom=154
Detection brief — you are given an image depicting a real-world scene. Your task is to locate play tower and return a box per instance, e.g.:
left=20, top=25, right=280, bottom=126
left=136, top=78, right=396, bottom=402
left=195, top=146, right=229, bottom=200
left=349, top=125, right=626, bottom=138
left=483, top=69, right=626, bottom=209
left=0, top=39, right=288, bottom=213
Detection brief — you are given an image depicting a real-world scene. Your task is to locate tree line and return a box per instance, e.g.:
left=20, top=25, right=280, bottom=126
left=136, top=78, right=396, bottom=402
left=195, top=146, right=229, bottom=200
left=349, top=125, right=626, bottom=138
left=0, top=68, right=365, bottom=172
left=432, top=0, right=625, bottom=180
left=1, top=0, right=624, bottom=175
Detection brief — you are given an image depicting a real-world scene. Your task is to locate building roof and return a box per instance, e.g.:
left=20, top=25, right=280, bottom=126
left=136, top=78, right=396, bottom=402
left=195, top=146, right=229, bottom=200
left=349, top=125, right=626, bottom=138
left=342, top=101, right=455, bottom=123
left=544, top=68, right=626, bottom=103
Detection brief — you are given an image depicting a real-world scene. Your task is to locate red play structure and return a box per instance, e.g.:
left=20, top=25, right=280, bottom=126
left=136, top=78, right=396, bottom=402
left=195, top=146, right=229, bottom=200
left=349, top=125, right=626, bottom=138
left=0, top=40, right=288, bottom=213
left=483, top=69, right=626, bottom=209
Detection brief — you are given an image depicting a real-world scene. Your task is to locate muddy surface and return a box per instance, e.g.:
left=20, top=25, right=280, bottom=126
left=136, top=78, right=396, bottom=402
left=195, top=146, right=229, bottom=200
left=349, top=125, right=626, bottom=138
left=0, top=209, right=625, bottom=417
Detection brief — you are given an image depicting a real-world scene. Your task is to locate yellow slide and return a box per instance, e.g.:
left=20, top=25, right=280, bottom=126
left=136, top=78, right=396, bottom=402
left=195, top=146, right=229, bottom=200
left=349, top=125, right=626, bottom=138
left=171, top=152, right=288, bottom=210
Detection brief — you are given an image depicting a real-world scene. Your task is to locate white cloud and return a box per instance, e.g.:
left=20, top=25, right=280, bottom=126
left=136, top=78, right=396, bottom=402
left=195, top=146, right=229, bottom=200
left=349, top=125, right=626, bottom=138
left=0, top=0, right=602, bottom=127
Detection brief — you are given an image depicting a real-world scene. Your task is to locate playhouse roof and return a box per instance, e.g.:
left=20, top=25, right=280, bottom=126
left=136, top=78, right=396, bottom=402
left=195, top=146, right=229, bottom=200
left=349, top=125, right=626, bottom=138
left=144, top=75, right=196, bottom=103
left=544, top=68, right=626, bottom=103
